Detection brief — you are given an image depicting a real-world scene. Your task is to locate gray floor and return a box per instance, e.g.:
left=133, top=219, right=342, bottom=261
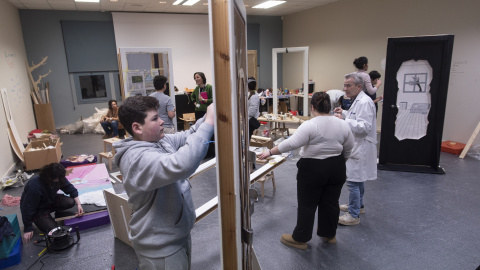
left=1, top=132, right=480, bottom=270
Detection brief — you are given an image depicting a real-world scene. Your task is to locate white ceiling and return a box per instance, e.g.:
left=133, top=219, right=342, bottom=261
left=8, top=0, right=338, bottom=16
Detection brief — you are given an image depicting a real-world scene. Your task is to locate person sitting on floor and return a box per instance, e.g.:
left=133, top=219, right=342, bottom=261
left=100, top=99, right=120, bottom=139
left=20, top=163, right=83, bottom=243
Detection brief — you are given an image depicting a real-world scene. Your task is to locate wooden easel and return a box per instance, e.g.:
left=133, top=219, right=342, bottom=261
left=459, top=121, right=480, bottom=159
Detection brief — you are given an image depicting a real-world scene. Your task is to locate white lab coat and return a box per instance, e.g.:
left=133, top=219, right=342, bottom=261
left=341, top=91, right=377, bottom=182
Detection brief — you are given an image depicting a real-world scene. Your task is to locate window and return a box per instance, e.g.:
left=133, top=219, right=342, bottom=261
left=74, top=72, right=113, bottom=104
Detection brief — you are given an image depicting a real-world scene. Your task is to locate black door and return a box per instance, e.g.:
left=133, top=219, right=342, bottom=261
left=379, top=35, right=454, bottom=174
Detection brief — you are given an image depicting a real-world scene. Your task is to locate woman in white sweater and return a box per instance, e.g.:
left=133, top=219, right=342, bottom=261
left=247, top=77, right=260, bottom=139
left=258, top=92, right=354, bottom=250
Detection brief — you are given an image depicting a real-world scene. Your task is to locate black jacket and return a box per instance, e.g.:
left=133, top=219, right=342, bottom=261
left=20, top=175, right=78, bottom=233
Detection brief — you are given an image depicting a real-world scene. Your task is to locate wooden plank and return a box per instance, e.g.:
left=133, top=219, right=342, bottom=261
left=459, top=121, right=480, bottom=158
left=189, top=158, right=216, bottom=180
left=194, top=157, right=285, bottom=223
left=210, top=0, right=250, bottom=268
left=195, top=196, right=218, bottom=223
left=54, top=209, right=106, bottom=222
left=117, top=51, right=125, bottom=101
left=1, top=89, right=25, bottom=162
left=247, top=50, right=257, bottom=82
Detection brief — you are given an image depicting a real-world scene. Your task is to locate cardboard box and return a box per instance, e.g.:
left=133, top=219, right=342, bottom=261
left=24, top=138, right=61, bottom=171
left=34, top=103, right=56, bottom=132
left=180, top=113, right=196, bottom=130
left=250, top=135, right=273, bottom=149
left=441, top=141, right=466, bottom=155
left=103, top=189, right=133, bottom=247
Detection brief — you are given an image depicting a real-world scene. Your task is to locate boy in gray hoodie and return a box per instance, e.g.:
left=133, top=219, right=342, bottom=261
left=114, top=96, right=215, bottom=269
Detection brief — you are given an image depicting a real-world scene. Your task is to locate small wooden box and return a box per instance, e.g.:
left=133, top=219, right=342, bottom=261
left=441, top=141, right=466, bottom=155
left=250, top=135, right=273, bottom=149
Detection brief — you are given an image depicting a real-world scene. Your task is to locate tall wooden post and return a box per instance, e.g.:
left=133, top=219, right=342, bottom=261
left=209, top=0, right=251, bottom=269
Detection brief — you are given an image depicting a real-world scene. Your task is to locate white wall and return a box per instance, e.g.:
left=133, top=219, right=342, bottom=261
left=0, top=1, right=36, bottom=177
left=282, top=0, right=480, bottom=145
left=112, top=13, right=212, bottom=92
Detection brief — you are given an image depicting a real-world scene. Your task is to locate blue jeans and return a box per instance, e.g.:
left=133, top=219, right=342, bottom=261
left=347, top=181, right=364, bottom=218
left=100, top=120, right=118, bottom=136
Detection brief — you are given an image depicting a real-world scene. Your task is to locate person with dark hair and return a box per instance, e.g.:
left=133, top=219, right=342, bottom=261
left=20, top=163, right=83, bottom=243
left=334, top=73, right=377, bottom=226
left=114, top=96, right=215, bottom=269
left=258, top=92, right=354, bottom=249
left=326, top=89, right=345, bottom=111
left=247, top=77, right=260, bottom=139
left=191, top=72, right=213, bottom=120
left=191, top=72, right=215, bottom=158
left=338, top=94, right=353, bottom=110
left=100, top=99, right=120, bottom=138
left=369, top=70, right=383, bottom=114
left=353, top=56, right=382, bottom=97
left=150, top=75, right=176, bottom=134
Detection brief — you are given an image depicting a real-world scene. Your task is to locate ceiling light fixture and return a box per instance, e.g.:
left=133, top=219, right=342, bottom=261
left=75, top=0, right=100, bottom=2
left=172, top=0, right=184, bottom=5
left=183, top=0, right=201, bottom=6
left=252, top=0, right=286, bottom=9
left=159, top=1, right=167, bottom=3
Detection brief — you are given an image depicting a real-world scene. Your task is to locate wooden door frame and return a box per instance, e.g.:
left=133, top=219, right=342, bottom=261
left=272, top=47, right=309, bottom=116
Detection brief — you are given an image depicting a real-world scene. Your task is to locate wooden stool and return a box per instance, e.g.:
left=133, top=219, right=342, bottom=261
left=99, top=137, right=121, bottom=170
left=271, top=122, right=289, bottom=138
left=257, top=171, right=275, bottom=198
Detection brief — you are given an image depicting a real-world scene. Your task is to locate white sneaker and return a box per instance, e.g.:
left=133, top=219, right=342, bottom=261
left=339, top=204, right=365, bottom=214
left=338, top=212, right=360, bottom=226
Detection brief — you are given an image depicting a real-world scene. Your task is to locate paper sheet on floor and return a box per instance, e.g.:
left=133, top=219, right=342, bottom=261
left=79, top=187, right=114, bottom=207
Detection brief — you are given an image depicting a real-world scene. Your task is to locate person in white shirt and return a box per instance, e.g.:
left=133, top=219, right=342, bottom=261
left=326, top=89, right=346, bottom=113
left=247, top=77, right=260, bottom=139
left=258, top=92, right=354, bottom=249
left=334, top=73, right=377, bottom=226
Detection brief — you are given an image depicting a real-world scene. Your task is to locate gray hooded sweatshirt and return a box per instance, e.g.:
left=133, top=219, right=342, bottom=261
left=113, top=117, right=213, bottom=258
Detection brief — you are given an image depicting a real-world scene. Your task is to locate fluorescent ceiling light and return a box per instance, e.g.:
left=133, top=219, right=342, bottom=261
left=253, top=1, right=286, bottom=9
left=183, top=0, right=201, bottom=6
left=172, top=0, right=184, bottom=5
left=75, top=0, right=100, bottom=2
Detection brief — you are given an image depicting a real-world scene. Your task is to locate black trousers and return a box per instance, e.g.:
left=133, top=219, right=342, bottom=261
left=32, top=194, right=76, bottom=233
left=292, top=155, right=346, bottom=242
